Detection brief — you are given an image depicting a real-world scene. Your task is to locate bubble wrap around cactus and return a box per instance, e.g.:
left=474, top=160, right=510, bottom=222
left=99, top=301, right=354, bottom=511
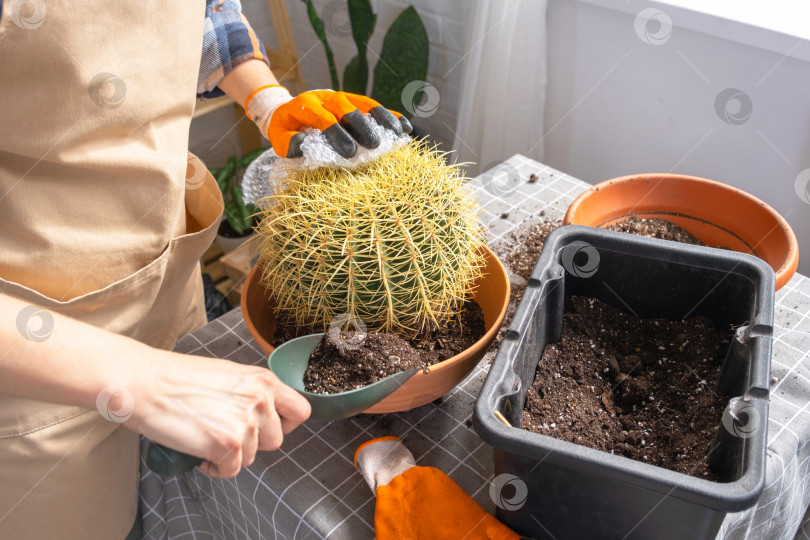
left=242, top=147, right=279, bottom=205
left=241, top=115, right=409, bottom=207
left=255, top=139, right=486, bottom=335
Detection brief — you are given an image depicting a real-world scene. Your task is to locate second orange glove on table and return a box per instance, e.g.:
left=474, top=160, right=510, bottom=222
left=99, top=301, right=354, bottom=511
left=355, top=436, right=521, bottom=540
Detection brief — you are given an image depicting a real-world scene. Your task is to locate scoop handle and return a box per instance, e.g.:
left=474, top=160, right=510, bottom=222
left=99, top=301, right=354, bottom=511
left=145, top=441, right=204, bottom=476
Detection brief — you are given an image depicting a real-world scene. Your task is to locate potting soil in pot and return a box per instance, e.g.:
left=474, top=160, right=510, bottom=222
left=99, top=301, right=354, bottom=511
left=523, top=295, right=733, bottom=481
left=303, top=331, right=427, bottom=394
left=606, top=217, right=704, bottom=245
left=284, top=299, right=486, bottom=393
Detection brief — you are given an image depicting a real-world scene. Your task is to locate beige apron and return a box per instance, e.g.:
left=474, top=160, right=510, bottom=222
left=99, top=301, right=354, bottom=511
left=0, top=0, right=223, bottom=538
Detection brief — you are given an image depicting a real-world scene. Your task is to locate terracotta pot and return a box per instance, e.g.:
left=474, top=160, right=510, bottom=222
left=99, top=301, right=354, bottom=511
left=564, top=173, right=799, bottom=290
left=241, top=245, right=510, bottom=413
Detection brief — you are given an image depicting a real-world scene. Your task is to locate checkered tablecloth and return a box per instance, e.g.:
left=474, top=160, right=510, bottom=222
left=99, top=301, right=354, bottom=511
left=139, top=155, right=810, bottom=539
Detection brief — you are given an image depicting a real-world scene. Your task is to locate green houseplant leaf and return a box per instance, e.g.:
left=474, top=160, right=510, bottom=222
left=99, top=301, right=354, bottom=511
left=237, top=147, right=265, bottom=169
left=228, top=184, right=256, bottom=234
left=348, top=0, right=375, bottom=47
left=343, top=55, right=369, bottom=95
left=224, top=199, right=247, bottom=236
left=214, top=151, right=263, bottom=236
left=214, top=157, right=236, bottom=194
left=301, top=0, right=340, bottom=89
left=370, top=6, right=429, bottom=119
left=342, top=0, right=375, bottom=94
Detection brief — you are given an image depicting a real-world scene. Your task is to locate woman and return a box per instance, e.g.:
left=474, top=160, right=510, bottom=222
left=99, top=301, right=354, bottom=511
left=0, top=0, right=406, bottom=537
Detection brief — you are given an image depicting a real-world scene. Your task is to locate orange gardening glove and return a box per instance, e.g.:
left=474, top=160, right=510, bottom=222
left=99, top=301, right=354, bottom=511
left=354, top=436, right=521, bottom=540
left=244, top=85, right=413, bottom=159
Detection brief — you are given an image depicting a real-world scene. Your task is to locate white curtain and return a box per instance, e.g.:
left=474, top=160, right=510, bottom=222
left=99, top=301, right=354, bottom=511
left=453, top=0, right=548, bottom=175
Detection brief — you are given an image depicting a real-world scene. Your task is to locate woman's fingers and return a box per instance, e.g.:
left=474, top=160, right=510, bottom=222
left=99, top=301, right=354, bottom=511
left=207, top=438, right=244, bottom=478
left=342, top=93, right=412, bottom=135
left=321, top=92, right=380, bottom=150
left=285, top=92, right=337, bottom=131
left=135, top=354, right=312, bottom=480
left=397, top=115, right=413, bottom=135
left=202, top=372, right=308, bottom=477
left=241, top=424, right=260, bottom=468
left=271, top=95, right=356, bottom=158
left=282, top=94, right=358, bottom=158
left=343, top=93, right=402, bottom=135
left=278, top=400, right=309, bottom=435
left=269, top=373, right=311, bottom=425
left=342, top=92, right=380, bottom=114
left=268, top=90, right=416, bottom=159
left=269, top=129, right=306, bottom=159
left=257, top=400, right=284, bottom=452
left=368, top=106, right=403, bottom=135
left=201, top=415, right=260, bottom=477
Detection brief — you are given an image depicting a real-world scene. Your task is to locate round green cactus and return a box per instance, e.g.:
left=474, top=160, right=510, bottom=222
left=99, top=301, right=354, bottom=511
left=256, top=140, right=486, bottom=335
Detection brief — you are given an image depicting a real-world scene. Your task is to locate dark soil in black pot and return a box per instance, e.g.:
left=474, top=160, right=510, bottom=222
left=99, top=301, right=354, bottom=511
left=522, top=295, right=733, bottom=480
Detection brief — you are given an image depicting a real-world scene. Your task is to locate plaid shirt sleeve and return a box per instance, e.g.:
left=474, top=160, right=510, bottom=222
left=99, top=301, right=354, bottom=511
left=198, top=0, right=271, bottom=98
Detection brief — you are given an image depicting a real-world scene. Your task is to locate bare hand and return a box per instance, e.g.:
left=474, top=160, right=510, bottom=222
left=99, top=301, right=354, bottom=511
left=126, top=352, right=310, bottom=478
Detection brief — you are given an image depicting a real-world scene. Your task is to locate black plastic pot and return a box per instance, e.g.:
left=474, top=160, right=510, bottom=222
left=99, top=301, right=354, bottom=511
left=474, top=225, right=774, bottom=540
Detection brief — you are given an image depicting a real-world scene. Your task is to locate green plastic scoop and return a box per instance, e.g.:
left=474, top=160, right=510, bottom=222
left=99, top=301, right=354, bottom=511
left=145, top=332, right=417, bottom=476
left=268, top=333, right=419, bottom=421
